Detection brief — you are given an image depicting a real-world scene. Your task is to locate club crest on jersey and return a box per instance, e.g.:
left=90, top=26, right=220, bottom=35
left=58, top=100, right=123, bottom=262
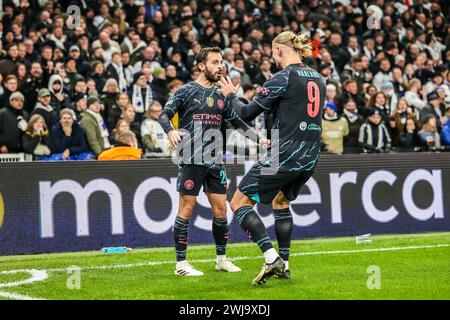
left=299, top=121, right=307, bottom=131
left=206, top=96, right=214, bottom=107
left=217, top=99, right=224, bottom=109
left=184, top=180, right=195, bottom=190
left=261, top=87, right=270, bottom=96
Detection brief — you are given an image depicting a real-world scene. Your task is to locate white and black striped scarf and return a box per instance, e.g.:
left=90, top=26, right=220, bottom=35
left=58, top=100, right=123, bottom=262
left=132, top=84, right=153, bottom=114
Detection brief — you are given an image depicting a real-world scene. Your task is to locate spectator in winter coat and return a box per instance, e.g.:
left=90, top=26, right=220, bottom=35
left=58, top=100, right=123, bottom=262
left=141, top=101, right=172, bottom=157
left=22, top=114, right=56, bottom=157
left=321, top=101, right=349, bottom=154
left=0, top=92, right=29, bottom=153
left=31, top=88, right=58, bottom=131
left=52, top=108, right=90, bottom=160
left=80, top=96, right=111, bottom=156
left=398, top=118, right=421, bottom=151
left=358, top=108, right=392, bottom=153
left=342, top=98, right=364, bottom=153
left=48, top=74, right=70, bottom=114
left=0, top=75, right=18, bottom=109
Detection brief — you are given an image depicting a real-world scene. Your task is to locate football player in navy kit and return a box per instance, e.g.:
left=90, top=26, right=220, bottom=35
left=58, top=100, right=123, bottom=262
left=159, top=47, right=268, bottom=276
left=218, top=32, right=326, bottom=285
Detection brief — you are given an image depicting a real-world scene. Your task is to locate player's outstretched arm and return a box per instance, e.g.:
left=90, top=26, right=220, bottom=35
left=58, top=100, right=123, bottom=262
left=217, top=77, right=266, bottom=122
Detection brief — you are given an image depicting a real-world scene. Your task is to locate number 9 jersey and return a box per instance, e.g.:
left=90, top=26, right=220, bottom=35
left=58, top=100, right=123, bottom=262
left=234, top=63, right=326, bottom=204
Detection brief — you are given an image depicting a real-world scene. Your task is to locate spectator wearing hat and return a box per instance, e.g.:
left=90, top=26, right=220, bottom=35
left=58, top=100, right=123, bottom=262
left=358, top=108, right=392, bottom=153
left=68, top=45, right=91, bottom=78
left=80, top=96, right=111, bottom=156
left=229, top=70, right=244, bottom=98
left=22, top=114, right=56, bottom=158
left=52, top=108, right=91, bottom=160
left=98, top=130, right=142, bottom=161
left=31, top=88, right=58, bottom=131
left=71, top=93, right=88, bottom=122
left=420, top=91, right=446, bottom=128
left=322, top=101, right=349, bottom=154
left=394, top=55, right=406, bottom=69
left=129, top=71, right=159, bottom=124
left=150, top=67, right=169, bottom=100
left=0, top=92, right=29, bottom=153
left=342, top=98, right=364, bottom=153
left=48, top=74, right=70, bottom=114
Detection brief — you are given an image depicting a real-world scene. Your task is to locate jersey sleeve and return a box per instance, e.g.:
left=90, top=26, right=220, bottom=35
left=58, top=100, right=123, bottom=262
left=163, top=86, right=185, bottom=118
left=253, top=70, right=289, bottom=110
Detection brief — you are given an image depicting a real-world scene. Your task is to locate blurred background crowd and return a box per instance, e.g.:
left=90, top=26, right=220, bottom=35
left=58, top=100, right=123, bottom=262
left=0, top=0, right=449, bottom=161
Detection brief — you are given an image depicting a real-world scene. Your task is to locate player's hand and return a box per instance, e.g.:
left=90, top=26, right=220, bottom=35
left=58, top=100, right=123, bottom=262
left=217, top=76, right=239, bottom=97
left=259, top=138, right=271, bottom=149
left=167, top=130, right=182, bottom=148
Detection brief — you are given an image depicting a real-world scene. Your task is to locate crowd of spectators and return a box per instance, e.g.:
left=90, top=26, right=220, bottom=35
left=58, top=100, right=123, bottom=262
left=0, top=0, right=449, bottom=161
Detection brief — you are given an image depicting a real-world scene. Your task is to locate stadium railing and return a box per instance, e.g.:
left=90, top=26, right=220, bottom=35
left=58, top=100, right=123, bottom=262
left=0, top=153, right=33, bottom=163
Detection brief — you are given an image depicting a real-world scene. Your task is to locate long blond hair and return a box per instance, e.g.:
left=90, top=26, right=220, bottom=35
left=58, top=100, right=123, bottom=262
left=273, top=31, right=313, bottom=59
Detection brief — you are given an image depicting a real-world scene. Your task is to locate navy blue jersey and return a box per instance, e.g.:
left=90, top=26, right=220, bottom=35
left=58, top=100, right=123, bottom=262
left=160, top=81, right=253, bottom=166
left=231, top=63, right=326, bottom=172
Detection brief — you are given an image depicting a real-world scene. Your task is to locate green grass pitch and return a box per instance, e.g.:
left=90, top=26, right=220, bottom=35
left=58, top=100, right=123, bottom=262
left=0, top=232, right=449, bottom=300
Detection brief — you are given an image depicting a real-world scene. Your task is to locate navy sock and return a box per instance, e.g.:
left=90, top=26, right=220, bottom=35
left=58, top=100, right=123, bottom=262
left=212, top=216, right=228, bottom=256
left=274, top=208, right=293, bottom=262
left=235, top=206, right=273, bottom=253
left=174, top=216, right=189, bottom=262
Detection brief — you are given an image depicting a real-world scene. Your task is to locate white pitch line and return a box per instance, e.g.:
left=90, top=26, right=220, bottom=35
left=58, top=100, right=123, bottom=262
left=0, top=243, right=448, bottom=300
left=38, top=243, right=450, bottom=273
left=0, top=291, right=44, bottom=300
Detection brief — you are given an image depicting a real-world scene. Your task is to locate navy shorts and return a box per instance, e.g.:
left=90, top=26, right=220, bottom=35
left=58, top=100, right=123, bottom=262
left=238, top=161, right=314, bottom=205
left=177, top=164, right=228, bottom=196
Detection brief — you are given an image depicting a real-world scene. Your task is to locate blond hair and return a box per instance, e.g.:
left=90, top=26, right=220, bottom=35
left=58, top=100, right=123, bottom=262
left=273, top=31, right=313, bottom=59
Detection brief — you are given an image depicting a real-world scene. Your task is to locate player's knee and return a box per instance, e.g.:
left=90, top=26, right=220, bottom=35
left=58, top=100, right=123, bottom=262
left=179, top=203, right=195, bottom=218
left=230, top=197, right=243, bottom=213
left=230, top=196, right=252, bottom=213
left=272, top=194, right=290, bottom=211
left=212, top=206, right=227, bottom=218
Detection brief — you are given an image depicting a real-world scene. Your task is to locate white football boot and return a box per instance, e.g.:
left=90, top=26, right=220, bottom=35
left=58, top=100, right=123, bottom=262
left=215, top=257, right=242, bottom=272
left=174, top=261, right=204, bottom=276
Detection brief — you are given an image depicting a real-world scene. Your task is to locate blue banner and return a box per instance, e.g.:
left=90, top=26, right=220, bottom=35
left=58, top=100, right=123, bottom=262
left=0, top=153, right=449, bottom=255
